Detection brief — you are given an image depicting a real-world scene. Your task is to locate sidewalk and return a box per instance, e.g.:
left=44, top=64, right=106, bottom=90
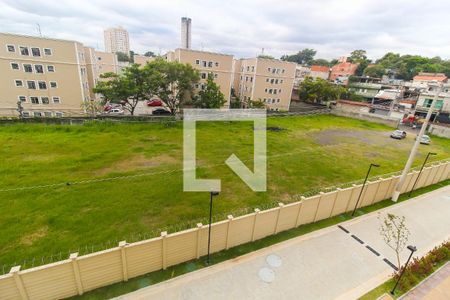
left=116, top=186, right=450, bottom=300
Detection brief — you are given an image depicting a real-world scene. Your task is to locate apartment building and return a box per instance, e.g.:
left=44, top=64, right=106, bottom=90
left=310, top=65, right=330, bottom=80
left=234, top=57, right=296, bottom=111
left=133, top=54, right=155, bottom=66
left=166, top=48, right=234, bottom=106
left=0, top=32, right=90, bottom=117
left=104, top=26, right=130, bottom=54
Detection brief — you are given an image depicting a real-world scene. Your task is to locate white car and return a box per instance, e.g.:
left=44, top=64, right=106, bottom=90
left=109, top=108, right=124, bottom=115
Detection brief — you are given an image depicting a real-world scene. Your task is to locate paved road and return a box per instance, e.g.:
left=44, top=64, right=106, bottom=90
left=117, top=186, right=450, bottom=300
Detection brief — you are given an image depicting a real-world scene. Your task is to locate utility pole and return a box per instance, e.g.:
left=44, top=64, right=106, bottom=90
left=391, top=81, right=443, bottom=201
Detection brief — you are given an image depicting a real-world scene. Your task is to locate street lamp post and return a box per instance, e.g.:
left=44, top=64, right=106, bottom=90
left=352, top=163, right=380, bottom=217
left=390, top=245, right=417, bottom=295
left=207, top=191, right=219, bottom=265
left=408, top=152, right=437, bottom=197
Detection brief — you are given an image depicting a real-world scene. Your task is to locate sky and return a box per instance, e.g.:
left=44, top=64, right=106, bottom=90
left=1, top=0, right=450, bottom=61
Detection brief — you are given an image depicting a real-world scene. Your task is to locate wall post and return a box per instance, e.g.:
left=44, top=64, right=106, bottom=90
left=196, top=223, right=203, bottom=259
left=251, top=209, right=260, bottom=242
left=313, top=192, right=324, bottom=222
left=69, top=253, right=83, bottom=295
left=161, top=231, right=168, bottom=270
left=225, top=215, right=233, bottom=250
left=274, top=202, right=284, bottom=234
left=10, top=266, right=29, bottom=300
left=119, top=241, right=128, bottom=281
left=295, top=197, right=305, bottom=227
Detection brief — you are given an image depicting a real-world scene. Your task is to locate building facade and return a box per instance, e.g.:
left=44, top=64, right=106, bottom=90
left=309, top=65, right=330, bottom=80
left=329, top=57, right=358, bottom=84
left=181, top=17, right=192, bottom=49
left=234, top=57, right=296, bottom=111
left=104, top=26, right=130, bottom=54
left=0, top=33, right=90, bottom=117
left=166, top=48, right=233, bottom=106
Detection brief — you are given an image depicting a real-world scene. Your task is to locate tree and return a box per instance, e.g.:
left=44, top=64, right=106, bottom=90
left=146, top=59, right=199, bottom=114
left=379, top=213, right=410, bottom=269
left=248, top=99, right=266, bottom=108
left=348, top=50, right=371, bottom=76
left=116, top=51, right=130, bottom=62
left=81, top=100, right=103, bottom=117
left=298, top=77, right=341, bottom=103
left=281, top=48, right=317, bottom=65
left=258, top=54, right=275, bottom=59
left=144, top=51, right=156, bottom=57
left=310, top=58, right=331, bottom=66
left=193, top=73, right=226, bottom=108
left=363, top=65, right=386, bottom=78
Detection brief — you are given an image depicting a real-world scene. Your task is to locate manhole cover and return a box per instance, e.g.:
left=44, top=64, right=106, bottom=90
left=258, top=267, right=275, bottom=283
left=266, top=254, right=282, bottom=268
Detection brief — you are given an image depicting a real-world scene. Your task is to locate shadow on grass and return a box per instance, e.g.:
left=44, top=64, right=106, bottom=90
left=69, top=179, right=449, bottom=300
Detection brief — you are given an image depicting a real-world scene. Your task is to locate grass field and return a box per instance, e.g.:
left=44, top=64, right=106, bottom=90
left=0, top=114, right=449, bottom=271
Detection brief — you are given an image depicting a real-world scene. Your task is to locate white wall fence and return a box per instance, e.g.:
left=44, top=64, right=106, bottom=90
left=0, top=161, right=449, bottom=300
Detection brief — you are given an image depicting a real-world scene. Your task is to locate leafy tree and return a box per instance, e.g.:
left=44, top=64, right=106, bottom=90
left=144, top=51, right=156, bottom=57
left=193, top=73, right=226, bottom=108
left=298, top=77, right=341, bottom=103
left=363, top=65, right=386, bottom=78
left=129, top=50, right=135, bottom=63
left=81, top=100, right=103, bottom=117
left=379, top=213, right=410, bottom=269
left=348, top=50, right=371, bottom=76
left=248, top=99, right=266, bottom=108
left=116, top=51, right=130, bottom=62
left=146, top=59, right=199, bottom=114
left=258, top=54, right=275, bottom=59
left=281, top=48, right=317, bottom=65
left=310, top=58, right=331, bottom=66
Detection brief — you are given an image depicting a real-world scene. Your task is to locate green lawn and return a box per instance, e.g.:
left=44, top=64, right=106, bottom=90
left=0, top=115, right=449, bottom=272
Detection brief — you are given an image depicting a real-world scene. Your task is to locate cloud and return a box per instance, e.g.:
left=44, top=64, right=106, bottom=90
left=1, top=0, right=450, bottom=60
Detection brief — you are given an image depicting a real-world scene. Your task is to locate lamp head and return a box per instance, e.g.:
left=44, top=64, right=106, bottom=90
left=372, top=164, right=380, bottom=167
left=407, top=245, right=417, bottom=252
left=429, top=152, right=437, bottom=156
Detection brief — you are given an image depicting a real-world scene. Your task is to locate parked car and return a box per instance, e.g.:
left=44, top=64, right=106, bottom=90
left=417, top=135, right=431, bottom=145
left=108, top=108, right=124, bottom=115
left=390, top=130, right=407, bottom=139
left=152, top=108, right=171, bottom=115
left=146, top=99, right=163, bottom=107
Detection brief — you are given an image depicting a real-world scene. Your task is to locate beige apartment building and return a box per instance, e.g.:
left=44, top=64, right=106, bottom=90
left=233, top=57, right=296, bottom=111
left=166, top=48, right=234, bottom=106
left=0, top=32, right=90, bottom=117
left=104, top=26, right=130, bottom=54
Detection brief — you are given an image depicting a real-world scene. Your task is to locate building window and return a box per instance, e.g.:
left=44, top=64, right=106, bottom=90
left=27, top=81, right=36, bottom=89
left=38, top=81, right=47, bottom=90
left=15, top=80, right=23, bottom=87
left=273, top=89, right=277, bottom=94
left=44, top=48, right=52, bottom=56
left=23, top=64, right=33, bottom=73
left=22, top=112, right=30, bottom=117
left=47, top=65, right=55, bottom=72
left=202, top=61, right=207, bottom=67
left=201, top=73, right=207, bottom=79
left=279, top=89, right=282, bottom=93
left=41, top=97, right=50, bottom=104
left=269, top=89, right=273, bottom=94
left=215, top=62, right=219, bottom=67
left=251, top=66, right=255, bottom=72
left=52, top=97, right=60, bottom=104
left=31, top=47, right=41, bottom=57
left=270, top=79, right=274, bottom=84
left=50, top=81, right=57, bottom=88
left=30, top=96, right=39, bottom=104
left=266, top=78, right=269, bottom=82
left=280, top=79, right=284, bottom=84
left=7, top=44, right=15, bottom=52
left=34, top=112, right=42, bottom=117
left=250, top=77, right=253, bottom=82
left=245, top=76, right=248, bottom=82
left=277, top=99, right=280, bottom=103
left=19, top=46, right=29, bottom=56
left=268, top=67, right=271, bottom=72
left=55, top=112, right=63, bottom=117
left=11, top=62, right=19, bottom=70
left=44, top=112, right=52, bottom=117
left=282, top=69, right=285, bottom=74
left=34, top=65, right=44, bottom=74
left=18, top=96, right=26, bottom=102
left=264, top=88, right=268, bottom=92
left=208, top=61, right=213, bottom=67
left=275, top=79, right=279, bottom=84
left=195, top=59, right=200, bottom=65
left=214, top=73, right=218, bottom=78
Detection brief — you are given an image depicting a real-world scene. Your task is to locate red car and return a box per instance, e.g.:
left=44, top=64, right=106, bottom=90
left=146, top=99, right=163, bottom=107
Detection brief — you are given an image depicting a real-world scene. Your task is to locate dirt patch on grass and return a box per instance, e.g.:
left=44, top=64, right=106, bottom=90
left=21, top=226, right=48, bottom=246
left=95, top=154, right=177, bottom=176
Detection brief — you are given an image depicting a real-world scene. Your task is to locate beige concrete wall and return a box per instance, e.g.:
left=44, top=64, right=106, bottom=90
left=1, top=161, right=448, bottom=299
left=0, top=33, right=88, bottom=117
